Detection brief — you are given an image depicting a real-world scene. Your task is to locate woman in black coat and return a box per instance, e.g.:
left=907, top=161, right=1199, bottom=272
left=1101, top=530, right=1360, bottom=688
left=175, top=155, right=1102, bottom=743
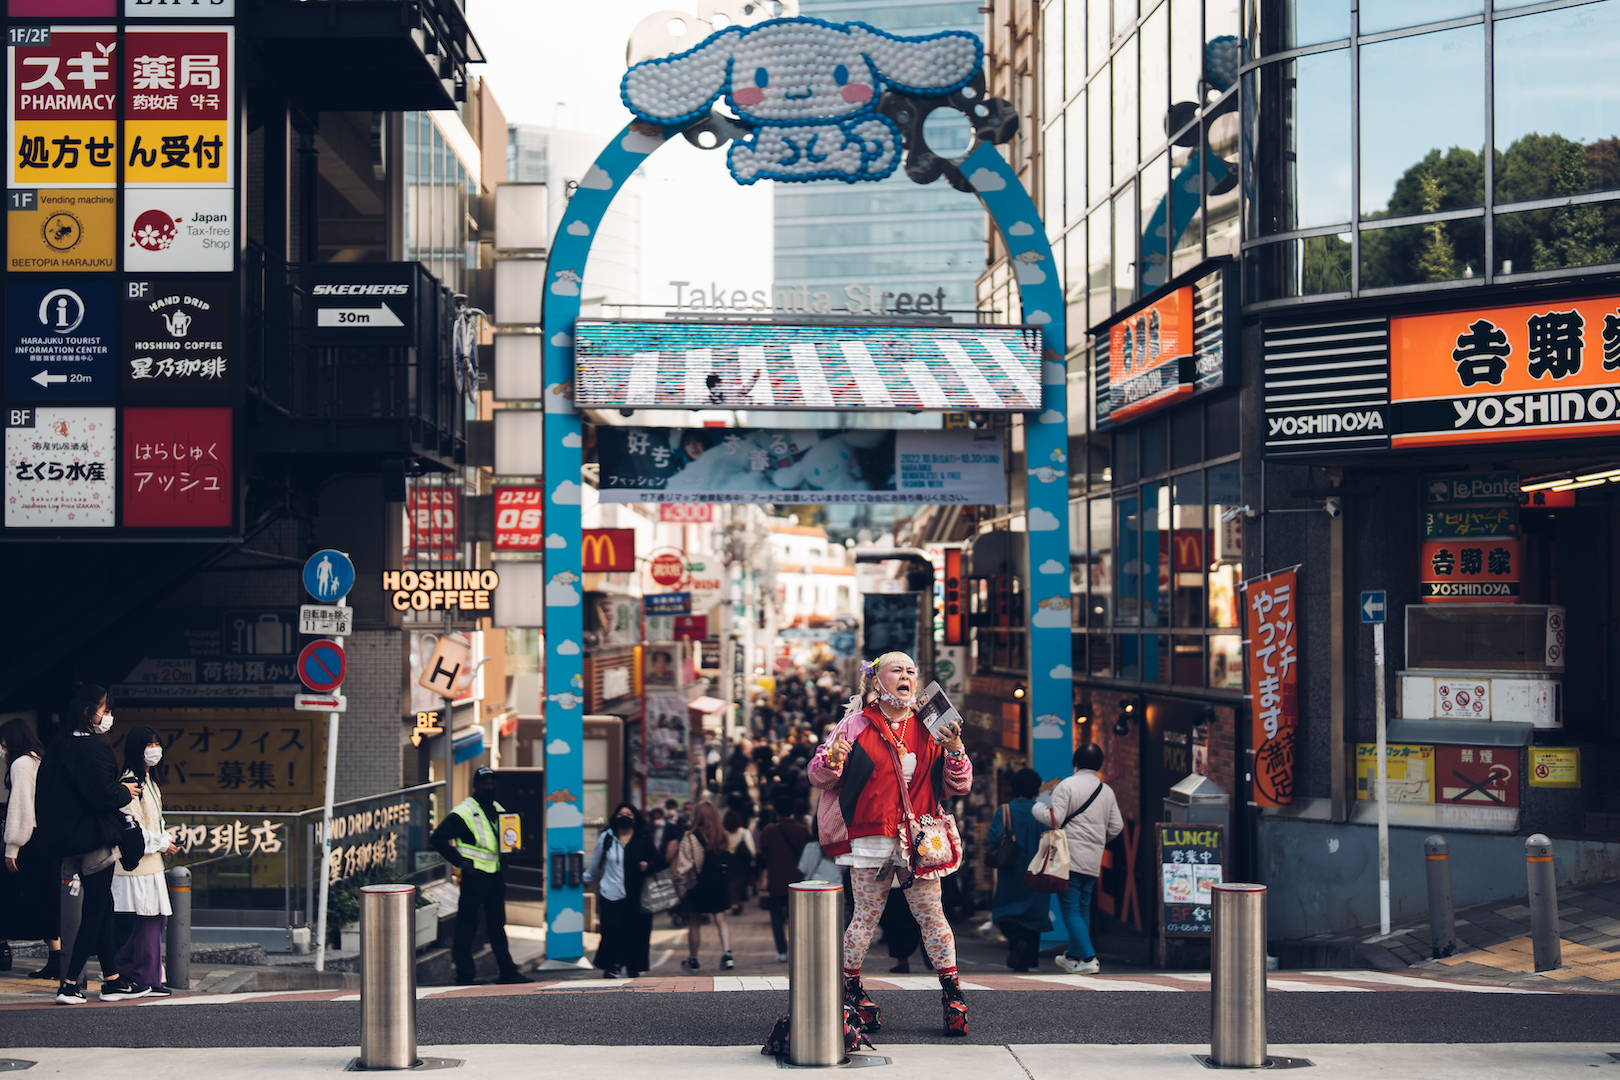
left=584, top=802, right=662, bottom=978
left=34, top=685, right=141, bottom=1003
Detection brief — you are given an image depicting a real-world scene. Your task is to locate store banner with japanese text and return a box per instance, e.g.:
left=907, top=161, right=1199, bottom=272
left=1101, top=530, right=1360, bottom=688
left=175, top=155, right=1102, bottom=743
left=115, top=707, right=321, bottom=813
left=1241, top=567, right=1298, bottom=807
left=1391, top=294, right=1620, bottom=448
left=4, top=404, right=114, bottom=526
left=122, top=278, right=235, bottom=399
left=8, top=27, right=119, bottom=189
left=121, top=406, right=231, bottom=526
left=596, top=426, right=1007, bottom=504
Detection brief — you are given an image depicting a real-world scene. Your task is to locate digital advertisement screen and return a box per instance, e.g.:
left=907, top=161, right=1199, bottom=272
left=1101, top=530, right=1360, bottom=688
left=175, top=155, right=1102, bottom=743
left=574, top=320, right=1045, bottom=412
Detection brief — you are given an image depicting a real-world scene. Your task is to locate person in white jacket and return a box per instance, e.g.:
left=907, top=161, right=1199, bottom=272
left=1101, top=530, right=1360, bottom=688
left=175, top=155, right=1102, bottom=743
left=111, top=726, right=178, bottom=997
left=1, top=717, right=60, bottom=979
left=1033, top=742, right=1123, bottom=974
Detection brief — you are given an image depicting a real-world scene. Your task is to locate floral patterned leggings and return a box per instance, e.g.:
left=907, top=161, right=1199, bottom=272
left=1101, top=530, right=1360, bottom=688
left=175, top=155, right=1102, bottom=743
left=842, top=868, right=957, bottom=976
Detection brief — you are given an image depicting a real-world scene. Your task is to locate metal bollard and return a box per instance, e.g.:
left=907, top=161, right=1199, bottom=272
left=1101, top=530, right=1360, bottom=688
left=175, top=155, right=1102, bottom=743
left=1423, top=836, right=1455, bottom=960
left=1525, top=834, right=1561, bottom=972
left=1210, top=883, right=1268, bottom=1069
left=359, top=884, right=419, bottom=1070
left=788, top=879, right=844, bottom=1066
left=59, top=865, right=82, bottom=978
left=165, top=866, right=192, bottom=990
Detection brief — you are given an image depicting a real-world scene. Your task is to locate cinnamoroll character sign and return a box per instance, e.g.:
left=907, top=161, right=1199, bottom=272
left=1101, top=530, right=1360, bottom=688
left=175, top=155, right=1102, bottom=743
left=620, top=18, right=981, bottom=184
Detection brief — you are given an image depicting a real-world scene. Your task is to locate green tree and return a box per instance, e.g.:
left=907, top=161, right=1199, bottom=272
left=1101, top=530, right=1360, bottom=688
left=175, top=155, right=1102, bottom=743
left=1414, top=171, right=1458, bottom=283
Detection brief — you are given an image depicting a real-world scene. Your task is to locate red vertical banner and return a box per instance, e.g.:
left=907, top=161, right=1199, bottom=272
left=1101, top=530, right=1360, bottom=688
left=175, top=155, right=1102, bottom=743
left=121, top=406, right=232, bottom=527
left=1241, top=567, right=1299, bottom=807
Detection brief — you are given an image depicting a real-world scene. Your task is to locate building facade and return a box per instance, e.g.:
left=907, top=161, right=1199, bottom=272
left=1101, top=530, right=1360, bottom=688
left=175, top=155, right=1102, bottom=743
left=983, top=0, right=1620, bottom=955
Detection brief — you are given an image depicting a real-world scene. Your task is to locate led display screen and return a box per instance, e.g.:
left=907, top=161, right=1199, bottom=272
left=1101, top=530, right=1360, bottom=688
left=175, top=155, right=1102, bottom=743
left=573, top=320, right=1045, bottom=411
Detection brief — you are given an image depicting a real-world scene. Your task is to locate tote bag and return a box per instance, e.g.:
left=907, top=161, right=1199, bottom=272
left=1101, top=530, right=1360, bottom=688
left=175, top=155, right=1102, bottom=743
left=1024, top=784, right=1103, bottom=893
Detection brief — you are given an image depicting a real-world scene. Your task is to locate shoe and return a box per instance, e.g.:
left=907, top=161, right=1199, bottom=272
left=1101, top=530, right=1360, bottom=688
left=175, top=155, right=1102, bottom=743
left=55, top=981, right=86, bottom=1005
left=940, top=972, right=968, bottom=1037
left=495, top=970, right=532, bottom=984
left=720, top=950, right=735, bottom=971
left=145, top=985, right=173, bottom=997
left=603, top=968, right=623, bottom=980
left=1071, top=957, right=1100, bottom=975
left=889, top=959, right=910, bottom=973
left=1054, top=952, right=1083, bottom=974
left=680, top=956, right=700, bottom=973
left=28, top=953, right=60, bottom=980
left=1006, top=937, right=1029, bottom=971
left=775, top=952, right=788, bottom=963
left=625, top=970, right=640, bottom=979
left=843, top=975, right=881, bottom=1033
left=100, top=977, right=152, bottom=1001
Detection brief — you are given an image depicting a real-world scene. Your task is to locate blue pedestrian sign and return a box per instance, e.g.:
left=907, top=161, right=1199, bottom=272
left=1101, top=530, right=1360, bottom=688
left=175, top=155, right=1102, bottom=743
left=1361, top=590, right=1387, bottom=624
left=304, top=549, right=355, bottom=603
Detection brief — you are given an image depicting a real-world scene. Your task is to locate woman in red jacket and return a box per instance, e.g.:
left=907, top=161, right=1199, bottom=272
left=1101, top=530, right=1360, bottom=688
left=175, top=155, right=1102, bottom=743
left=808, top=652, right=972, bottom=1037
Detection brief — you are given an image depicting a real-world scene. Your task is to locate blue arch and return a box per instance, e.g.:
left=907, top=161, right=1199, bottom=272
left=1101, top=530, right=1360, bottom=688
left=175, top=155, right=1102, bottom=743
left=537, top=124, right=1072, bottom=962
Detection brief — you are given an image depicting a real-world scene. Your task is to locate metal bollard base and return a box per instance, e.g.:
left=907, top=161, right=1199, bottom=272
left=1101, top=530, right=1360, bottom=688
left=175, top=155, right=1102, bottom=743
left=0, top=1061, right=37, bottom=1073
left=776, top=1055, right=890, bottom=1070
left=1192, top=1056, right=1314, bottom=1070
left=344, top=1058, right=464, bottom=1072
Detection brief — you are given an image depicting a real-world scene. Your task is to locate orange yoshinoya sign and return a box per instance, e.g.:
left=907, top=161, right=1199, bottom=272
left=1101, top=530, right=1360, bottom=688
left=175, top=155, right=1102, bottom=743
left=1391, top=295, right=1620, bottom=448
left=1107, top=285, right=1197, bottom=423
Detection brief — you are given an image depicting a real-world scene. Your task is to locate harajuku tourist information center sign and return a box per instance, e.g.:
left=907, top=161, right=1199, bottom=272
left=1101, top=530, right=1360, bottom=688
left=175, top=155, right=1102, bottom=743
left=531, top=11, right=1072, bottom=962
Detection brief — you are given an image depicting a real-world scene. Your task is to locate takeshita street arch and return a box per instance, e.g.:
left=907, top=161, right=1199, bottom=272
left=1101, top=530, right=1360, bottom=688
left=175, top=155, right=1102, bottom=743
left=538, top=16, right=1072, bottom=962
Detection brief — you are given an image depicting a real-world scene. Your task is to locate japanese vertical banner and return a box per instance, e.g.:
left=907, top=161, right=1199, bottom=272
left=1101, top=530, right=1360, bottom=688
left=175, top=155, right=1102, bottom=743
left=1241, top=566, right=1299, bottom=807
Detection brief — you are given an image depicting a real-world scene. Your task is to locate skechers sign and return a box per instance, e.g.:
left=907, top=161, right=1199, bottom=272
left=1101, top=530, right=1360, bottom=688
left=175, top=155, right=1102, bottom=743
left=1094, top=260, right=1236, bottom=430
left=308, top=265, right=419, bottom=346
left=1391, top=294, right=1620, bottom=449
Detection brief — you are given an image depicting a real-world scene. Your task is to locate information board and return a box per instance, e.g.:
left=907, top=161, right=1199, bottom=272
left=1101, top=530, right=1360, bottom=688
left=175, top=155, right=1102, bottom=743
left=1157, top=822, right=1223, bottom=938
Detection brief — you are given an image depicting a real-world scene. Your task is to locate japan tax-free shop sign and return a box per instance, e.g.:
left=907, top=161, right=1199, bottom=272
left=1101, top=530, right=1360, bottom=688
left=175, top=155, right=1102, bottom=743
left=1391, top=292, right=1620, bottom=447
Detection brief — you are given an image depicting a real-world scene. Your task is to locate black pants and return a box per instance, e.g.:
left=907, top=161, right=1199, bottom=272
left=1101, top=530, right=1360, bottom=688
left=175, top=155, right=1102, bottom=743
left=595, top=895, right=652, bottom=974
left=453, top=868, right=516, bottom=981
left=765, top=895, right=789, bottom=953
left=880, top=889, right=921, bottom=961
left=66, top=864, right=117, bottom=984
left=998, top=919, right=1042, bottom=971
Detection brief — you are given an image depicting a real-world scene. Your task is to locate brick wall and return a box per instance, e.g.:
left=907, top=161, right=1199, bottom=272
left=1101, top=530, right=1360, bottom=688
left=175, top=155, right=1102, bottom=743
left=1207, top=704, right=1238, bottom=800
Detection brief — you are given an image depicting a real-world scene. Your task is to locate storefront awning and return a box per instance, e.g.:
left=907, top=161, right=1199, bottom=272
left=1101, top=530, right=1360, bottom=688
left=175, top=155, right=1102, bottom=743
left=687, top=695, right=728, bottom=714
left=574, top=319, right=1046, bottom=411
left=451, top=726, right=485, bottom=764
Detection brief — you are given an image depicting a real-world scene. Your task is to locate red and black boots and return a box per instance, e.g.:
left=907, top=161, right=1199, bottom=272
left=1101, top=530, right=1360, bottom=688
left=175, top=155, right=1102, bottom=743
left=843, top=974, right=882, bottom=1033
left=939, top=970, right=968, bottom=1037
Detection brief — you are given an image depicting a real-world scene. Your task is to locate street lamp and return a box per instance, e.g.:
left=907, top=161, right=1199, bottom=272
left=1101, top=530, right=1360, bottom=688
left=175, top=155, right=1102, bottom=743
left=1114, top=695, right=1140, bottom=737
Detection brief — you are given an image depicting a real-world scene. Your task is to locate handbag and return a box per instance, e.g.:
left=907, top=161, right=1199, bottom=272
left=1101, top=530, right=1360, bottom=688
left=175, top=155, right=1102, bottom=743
left=1025, top=784, right=1104, bottom=894
left=882, top=738, right=962, bottom=881
left=991, top=803, right=1023, bottom=871
left=116, top=812, right=145, bottom=872
left=640, top=867, right=680, bottom=914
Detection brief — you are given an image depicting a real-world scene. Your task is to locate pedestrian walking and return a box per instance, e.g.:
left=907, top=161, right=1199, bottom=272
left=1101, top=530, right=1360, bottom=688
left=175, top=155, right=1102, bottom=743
left=1033, top=743, right=1122, bottom=975
left=1, top=717, right=60, bottom=979
left=757, top=806, right=810, bottom=961
left=429, top=767, right=531, bottom=985
left=674, top=801, right=734, bottom=971
left=111, top=727, right=177, bottom=997
left=723, top=809, right=755, bottom=915
left=585, top=802, right=659, bottom=978
left=808, top=652, right=973, bottom=1037
left=34, top=685, right=143, bottom=1003
left=988, top=767, right=1050, bottom=971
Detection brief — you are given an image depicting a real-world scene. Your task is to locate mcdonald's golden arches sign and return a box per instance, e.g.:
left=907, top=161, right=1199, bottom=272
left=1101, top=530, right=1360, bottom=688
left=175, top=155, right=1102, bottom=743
left=582, top=528, right=635, bottom=573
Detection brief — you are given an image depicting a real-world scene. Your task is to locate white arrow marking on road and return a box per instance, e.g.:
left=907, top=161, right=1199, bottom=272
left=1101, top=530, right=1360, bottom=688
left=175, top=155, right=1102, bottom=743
left=31, top=370, right=67, bottom=386
left=317, top=305, right=404, bottom=328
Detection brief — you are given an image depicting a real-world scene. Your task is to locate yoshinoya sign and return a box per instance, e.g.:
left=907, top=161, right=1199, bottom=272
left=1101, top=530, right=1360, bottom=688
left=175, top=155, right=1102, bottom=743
left=1393, top=293, right=1620, bottom=448
left=308, top=264, right=418, bottom=346
left=1094, top=259, right=1236, bottom=430
left=1262, top=317, right=1390, bottom=456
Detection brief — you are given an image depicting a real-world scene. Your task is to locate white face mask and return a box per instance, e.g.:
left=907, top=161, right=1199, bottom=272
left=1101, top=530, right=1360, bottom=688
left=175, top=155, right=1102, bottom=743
left=93, top=713, right=114, bottom=735
left=143, top=746, right=163, bottom=767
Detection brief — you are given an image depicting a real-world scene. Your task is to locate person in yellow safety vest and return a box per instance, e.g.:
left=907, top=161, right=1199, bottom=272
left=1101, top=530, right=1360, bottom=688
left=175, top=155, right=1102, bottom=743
left=429, top=767, right=530, bottom=984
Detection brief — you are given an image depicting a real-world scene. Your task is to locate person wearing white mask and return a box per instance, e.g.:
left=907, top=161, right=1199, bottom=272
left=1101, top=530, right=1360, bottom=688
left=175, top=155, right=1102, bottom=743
left=35, top=685, right=142, bottom=1004
left=112, top=727, right=177, bottom=996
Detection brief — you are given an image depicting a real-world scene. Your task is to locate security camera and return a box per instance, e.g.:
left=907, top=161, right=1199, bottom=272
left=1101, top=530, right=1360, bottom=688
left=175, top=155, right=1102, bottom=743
left=1324, top=497, right=1342, bottom=518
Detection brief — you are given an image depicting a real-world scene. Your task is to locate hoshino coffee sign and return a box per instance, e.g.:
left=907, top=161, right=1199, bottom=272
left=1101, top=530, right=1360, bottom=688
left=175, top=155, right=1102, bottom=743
left=382, top=569, right=499, bottom=611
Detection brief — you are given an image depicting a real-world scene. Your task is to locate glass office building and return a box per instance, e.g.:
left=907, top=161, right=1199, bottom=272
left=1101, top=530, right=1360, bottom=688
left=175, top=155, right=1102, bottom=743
left=773, top=0, right=989, bottom=321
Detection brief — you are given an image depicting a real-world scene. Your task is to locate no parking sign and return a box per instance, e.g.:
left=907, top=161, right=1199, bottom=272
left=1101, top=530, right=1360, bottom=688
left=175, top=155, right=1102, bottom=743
left=298, top=638, right=346, bottom=693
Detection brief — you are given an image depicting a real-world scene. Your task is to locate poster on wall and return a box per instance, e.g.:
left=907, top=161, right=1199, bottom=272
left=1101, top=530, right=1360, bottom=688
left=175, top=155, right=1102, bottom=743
left=1240, top=566, right=1298, bottom=807
left=4, top=404, right=114, bottom=526
left=595, top=426, right=1007, bottom=504
left=644, top=690, right=692, bottom=805
left=121, top=278, right=234, bottom=399
left=1391, top=295, right=1620, bottom=448
left=121, top=406, right=232, bottom=526
left=1355, top=743, right=1435, bottom=803
left=8, top=27, right=120, bottom=189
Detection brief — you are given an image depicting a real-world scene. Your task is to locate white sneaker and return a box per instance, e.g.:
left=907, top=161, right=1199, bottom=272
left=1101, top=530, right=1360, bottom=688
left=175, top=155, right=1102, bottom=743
left=1054, top=952, right=1082, bottom=974
left=776, top=952, right=788, bottom=963
left=1071, top=957, right=1100, bottom=975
